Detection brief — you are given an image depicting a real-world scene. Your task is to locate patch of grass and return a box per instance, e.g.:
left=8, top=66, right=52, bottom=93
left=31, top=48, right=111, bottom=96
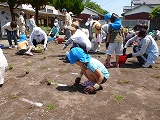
left=123, top=78, right=130, bottom=83
left=8, top=64, right=13, bottom=70
left=54, top=82, right=58, bottom=85
left=114, top=94, right=124, bottom=100
left=58, top=68, right=68, bottom=73
left=47, top=104, right=56, bottom=110
left=26, top=60, right=31, bottom=66
left=47, top=78, right=52, bottom=85
left=43, top=55, right=46, bottom=59
left=40, top=65, right=47, bottom=69
left=156, top=74, right=160, bottom=78
left=25, top=68, right=29, bottom=74
left=11, top=95, right=18, bottom=99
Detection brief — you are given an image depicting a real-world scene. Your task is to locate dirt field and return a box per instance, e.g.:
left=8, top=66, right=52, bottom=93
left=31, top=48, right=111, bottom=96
left=0, top=38, right=160, bottom=120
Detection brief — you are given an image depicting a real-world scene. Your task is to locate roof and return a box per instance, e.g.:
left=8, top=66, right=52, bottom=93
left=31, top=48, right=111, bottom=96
left=122, top=3, right=154, bottom=16
left=84, top=6, right=104, bottom=16
left=133, top=0, right=160, bottom=5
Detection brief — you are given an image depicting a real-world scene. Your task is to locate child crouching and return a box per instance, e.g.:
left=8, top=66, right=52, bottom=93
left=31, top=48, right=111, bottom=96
left=68, top=47, right=110, bottom=94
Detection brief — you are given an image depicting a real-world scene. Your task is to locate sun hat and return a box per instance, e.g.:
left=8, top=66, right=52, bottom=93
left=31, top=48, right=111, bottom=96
left=19, top=34, right=26, bottom=42
left=33, top=27, right=41, bottom=35
left=68, top=47, right=91, bottom=64
left=92, top=21, right=102, bottom=34
left=104, top=13, right=111, bottom=21
left=67, top=21, right=79, bottom=31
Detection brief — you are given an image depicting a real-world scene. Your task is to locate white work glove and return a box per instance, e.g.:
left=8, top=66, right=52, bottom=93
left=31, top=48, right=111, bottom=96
left=64, top=25, right=67, bottom=29
left=43, top=44, right=46, bottom=49
left=63, top=44, right=67, bottom=50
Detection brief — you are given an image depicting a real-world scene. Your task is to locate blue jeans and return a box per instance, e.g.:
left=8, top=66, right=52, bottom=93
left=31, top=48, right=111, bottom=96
left=6, top=30, right=18, bottom=46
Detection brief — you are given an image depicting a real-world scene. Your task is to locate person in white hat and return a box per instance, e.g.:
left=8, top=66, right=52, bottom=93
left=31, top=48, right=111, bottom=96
left=17, top=11, right=26, bottom=34
left=49, top=22, right=60, bottom=39
left=29, top=27, right=48, bottom=50
left=0, top=48, right=8, bottom=87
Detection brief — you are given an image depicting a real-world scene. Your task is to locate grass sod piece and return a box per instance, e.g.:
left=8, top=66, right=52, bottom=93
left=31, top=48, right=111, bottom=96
left=47, top=104, right=56, bottom=110
left=114, top=94, right=124, bottom=100
left=8, top=64, right=13, bottom=70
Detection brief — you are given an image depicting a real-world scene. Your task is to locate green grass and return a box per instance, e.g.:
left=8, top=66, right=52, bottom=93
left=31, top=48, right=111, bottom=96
left=114, top=94, right=124, bottom=100
left=156, top=74, right=160, bottom=78
left=26, top=60, right=31, bottom=66
left=8, top=64, right=13, bottom=70
left=47, top=104, right=56, bottom=110
left=123, top=78, right=130, bottom=83
left=25, top=68, right=29, bottom=74
left=11, top=95, right=18, bottom=99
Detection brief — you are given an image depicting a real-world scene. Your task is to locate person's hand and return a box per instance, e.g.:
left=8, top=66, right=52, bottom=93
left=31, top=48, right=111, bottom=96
left=74, top=77, right=81, bottom=85
left=123, top=48, right=127, bottom=55
left=63, top=44, right=67, bottom=50
left=43, top=44, right=46, bottom=49
left=84, top=86, right=96, bottom=94
left=127, top=53, right=133, bottom=58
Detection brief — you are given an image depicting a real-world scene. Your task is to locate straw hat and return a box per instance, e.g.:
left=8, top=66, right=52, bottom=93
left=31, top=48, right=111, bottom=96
left=92, top=22, right=102, bottom=34
left=67, top=21, right=79, bottom=31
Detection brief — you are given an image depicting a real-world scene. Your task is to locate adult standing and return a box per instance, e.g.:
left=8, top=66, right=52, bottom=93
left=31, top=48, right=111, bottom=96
left=62, top=8, right=72, bottom=40
left=17, top=11, right=26, bottom=35
left=29, top=14, right=37, bottom=34
left=30, top=27, right=48, bottom=50
left=2, top=21, right=19, bottom=48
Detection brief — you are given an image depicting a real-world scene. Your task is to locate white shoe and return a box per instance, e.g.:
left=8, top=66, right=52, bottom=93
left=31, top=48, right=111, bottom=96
left=9, top=46, right=12, bottom=49
left=24, top=51, right=33, bottom=56
left=45, top=47, right=48, bottom=50
left=142, top=63, right=152, bottom=68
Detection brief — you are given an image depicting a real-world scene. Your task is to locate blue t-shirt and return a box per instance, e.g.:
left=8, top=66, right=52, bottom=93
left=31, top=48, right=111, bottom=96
left=86, top=58, right=110, bottom=79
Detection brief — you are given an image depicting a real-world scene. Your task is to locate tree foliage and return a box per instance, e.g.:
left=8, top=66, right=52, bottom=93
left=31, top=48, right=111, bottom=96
left=52, top=0, right=84, bottom=15
left=84, top=0, right=108, bottom=15
left=0, top=0, right=26, bottom=20
left=150, top=6, right=160, bottom=18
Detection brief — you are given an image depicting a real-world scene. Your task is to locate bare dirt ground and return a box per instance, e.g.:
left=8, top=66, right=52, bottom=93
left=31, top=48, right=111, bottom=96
left=0, top=38, right=160, bottom=120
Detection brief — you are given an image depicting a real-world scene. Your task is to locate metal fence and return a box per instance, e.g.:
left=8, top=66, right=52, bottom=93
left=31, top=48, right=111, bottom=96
left=122, top=19, right=150, bottom=30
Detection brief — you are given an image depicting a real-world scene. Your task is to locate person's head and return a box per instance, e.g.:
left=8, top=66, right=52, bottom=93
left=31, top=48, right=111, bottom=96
left=104, top=13, right=111, bottom=23
left=133, top=23, right=148, bottom=31
left=110, top=13, right=119, bottom=23
left=20, top=11, right=25, bottom=16
left=62, top=8, right=67, bottom=14
left=33, top=27, right=41, bottom=35
left=10, top=21, right=17, bottom=28
left=67, top=21, right=80, bottom=34
left=154, top=27, right=159, bottom=31
left=19, top=34, right=26, bottom=42
left=68, top=47, right=91, bottom=65
left=30, top=14, right=34, bottom=19
left=137, top=29, right=147, bottom=38
left=92, top=21, right=102, bottom=34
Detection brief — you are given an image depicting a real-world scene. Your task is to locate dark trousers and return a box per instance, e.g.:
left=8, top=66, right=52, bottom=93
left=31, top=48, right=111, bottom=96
left=6, top=30, right=18, bottom=46
left=133, top=45, right=148, bottom=65
left=33, top=39, right=47, bottom=47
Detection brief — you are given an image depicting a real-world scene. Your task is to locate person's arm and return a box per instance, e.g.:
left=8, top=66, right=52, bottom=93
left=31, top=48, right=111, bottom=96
left=63, top=38, right=73, bottom=50
left=42, top=32, right=48, bottom=48
left=16, top=25, right=19, bottom=37
left=2, top=24, right=8, bottom=36
left=124, top=35, right=138, bottom=48
left=132, top=37, right=150, bottom=56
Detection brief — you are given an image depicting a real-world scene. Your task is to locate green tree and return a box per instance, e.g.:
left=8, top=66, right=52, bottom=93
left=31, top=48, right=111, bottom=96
left=84, top=0, right=108, bottom=15
left=0, top=0, right=26, bottom=20
left=26, top=0, right=53, bottom=25
left=52, top=0, right=84, bottom=15
left=150, top=6, right=160, bottom=18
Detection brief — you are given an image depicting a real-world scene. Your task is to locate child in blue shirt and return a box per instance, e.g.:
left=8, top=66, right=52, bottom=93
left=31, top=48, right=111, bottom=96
left=68, top=47, right=110, bottom=94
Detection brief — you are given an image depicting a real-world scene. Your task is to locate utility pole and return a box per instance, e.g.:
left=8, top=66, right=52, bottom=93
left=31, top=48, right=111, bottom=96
left=131, top=0, right=133, bottom=9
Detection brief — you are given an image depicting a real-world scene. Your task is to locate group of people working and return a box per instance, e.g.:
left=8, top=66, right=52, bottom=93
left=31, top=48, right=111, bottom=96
left=0, top=9, right=159, bottom=94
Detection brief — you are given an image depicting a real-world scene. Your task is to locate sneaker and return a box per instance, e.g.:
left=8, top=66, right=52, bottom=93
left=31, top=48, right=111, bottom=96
left=9, top=46, right=12, bottom=49
left=24, top=51, right=33, bottom=56
left=15, top=45, right=17, bottom=48
left=113, top=63, right=119, bottom=68
left=142, top=63, right=152, bottom=68
left=104, top=62, right=110, bottom=68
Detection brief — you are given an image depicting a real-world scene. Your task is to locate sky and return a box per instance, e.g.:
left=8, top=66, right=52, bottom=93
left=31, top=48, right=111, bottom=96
left=91, top=0, right=132, bottom=16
